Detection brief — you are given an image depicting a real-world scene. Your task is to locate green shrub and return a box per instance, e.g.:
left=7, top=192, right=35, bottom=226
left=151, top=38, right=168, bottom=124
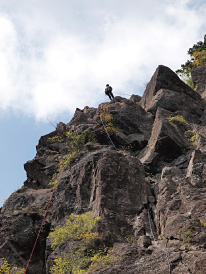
left=49, top=212, right=118, bottom=274
left=47, top=135, right=64, bottom=143
left=66, top=130, right=97, bottom=150
left=88, top=247, right=115, bottom=273
left=50, top=247, right=116, bottom=274
left=50, top=249, right=88, bottom=274
left=176, top=35, right=206, bottom=77
left=167, top=115, right=189, bottom=126
left=58, top=151, right=78, bottom=170
left=192, top=49, right=206, bottom=67
left=49, top=212, right=101, bottom=249
left=0, top=260, right=25, bottom=274
left=181, top=229, right=193, bottom=244
left=49, top=172, right=59, bottom=186
left=125, top=236, right=137, bottom=244
left=99, top=104, right=116, bottom=135
left=183, top=75, right=198, bottom=90
left=55, top=130, right=97, bottom=171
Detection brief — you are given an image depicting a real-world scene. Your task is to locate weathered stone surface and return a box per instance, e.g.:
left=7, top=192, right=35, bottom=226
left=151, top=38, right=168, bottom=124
left=129, top=94, right=141, bottom=103
left=1, top=64, right=206, bottom=274
left=0, top=148, right=150, bottom=273
left=144, top=88, right=203, bottom=122
left=137, top=235, right=151, bottom=248
left=186, top=149, right=206, bottom=186
left=154, top=169, right=206, bottom=246
left=141, top=65, right=201, bottom=112
left=139, top=107, right=191, bottom=171
left=88, top=244, right=206, bottom=274
left=191, top=65, right=206, bottom=98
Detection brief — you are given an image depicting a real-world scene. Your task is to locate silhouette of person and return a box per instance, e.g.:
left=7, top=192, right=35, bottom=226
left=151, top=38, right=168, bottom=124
left=105, top=84, right=114, bottom=100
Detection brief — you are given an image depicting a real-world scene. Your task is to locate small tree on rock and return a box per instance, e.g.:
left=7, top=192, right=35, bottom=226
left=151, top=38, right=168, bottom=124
left=176, top=35, right=206, bottom=78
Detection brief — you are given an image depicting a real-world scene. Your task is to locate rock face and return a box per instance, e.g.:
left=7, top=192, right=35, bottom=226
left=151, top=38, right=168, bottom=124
left=141, top=65, right=202, bottom=114
left=191, top=65, right=206, bottom=99
left=1, top=65, right=206, bottom=274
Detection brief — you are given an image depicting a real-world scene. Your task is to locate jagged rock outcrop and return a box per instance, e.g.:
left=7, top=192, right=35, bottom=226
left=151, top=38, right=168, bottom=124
left=1, top=65, right=206, bottom=274
left=139, top=107, right=192, bottom=171
left=141, top=65, right=202, bottom=114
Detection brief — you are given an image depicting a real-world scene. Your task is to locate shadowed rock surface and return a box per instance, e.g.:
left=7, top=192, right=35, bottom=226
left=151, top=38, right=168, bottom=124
left=1, top=65, right=206, bottom=274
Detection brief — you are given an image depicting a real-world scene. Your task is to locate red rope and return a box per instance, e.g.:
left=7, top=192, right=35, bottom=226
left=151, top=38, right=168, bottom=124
left=24, top=105, right=103, bottom=273
left=24, top=182, right=57, bottom=273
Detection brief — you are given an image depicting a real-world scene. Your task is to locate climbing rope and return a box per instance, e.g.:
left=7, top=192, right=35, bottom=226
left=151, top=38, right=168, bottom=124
left=99, top=115, right=116, bottom=149
left=24, top=102, right=168, bottom=274
left=24, top=177, right=59, bottom=274
left=147, top=206, right=171, bottom=274
left=113, top=92, right=133, bottom=96
left=23, top=105, right=104, bottom=273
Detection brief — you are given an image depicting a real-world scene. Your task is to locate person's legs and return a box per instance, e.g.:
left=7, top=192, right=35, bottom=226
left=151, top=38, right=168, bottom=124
left=108, top=93, right=112, bottom=100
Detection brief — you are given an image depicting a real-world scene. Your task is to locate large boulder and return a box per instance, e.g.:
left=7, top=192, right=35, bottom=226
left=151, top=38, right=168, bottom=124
left=141, top=65, right=202, bottom=118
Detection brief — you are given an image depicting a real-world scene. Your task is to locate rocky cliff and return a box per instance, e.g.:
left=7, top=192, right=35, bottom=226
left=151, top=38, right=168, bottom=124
left=1, top=65, right=206, bottom=274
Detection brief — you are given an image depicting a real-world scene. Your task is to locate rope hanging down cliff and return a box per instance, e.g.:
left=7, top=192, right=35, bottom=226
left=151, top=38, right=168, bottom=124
left=23, top=103, right=117, bottom=273
left=24, top=102, right=169, bottom=274
left=100, top=114, right=116, bottom=149
left=24, top=105, right=103, bottom=273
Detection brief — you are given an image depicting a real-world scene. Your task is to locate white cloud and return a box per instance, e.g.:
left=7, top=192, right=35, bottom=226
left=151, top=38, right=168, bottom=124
left=0, top=16, right=18, bottom=108
left=0, top=0, right=206, bottom=120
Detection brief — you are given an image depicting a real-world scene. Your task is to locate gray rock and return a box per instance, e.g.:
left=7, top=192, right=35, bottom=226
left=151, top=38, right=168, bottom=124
left=191, top=65, right=206, bottom=98
left=139, top=107, right=191, bottom=171
left=161, top=166, right=182, bottom=180
left=141, top=65, right=202, bottom=112
left=137, top=235, right=151, bottom=248
left=1, top=65, right=206, bottom=274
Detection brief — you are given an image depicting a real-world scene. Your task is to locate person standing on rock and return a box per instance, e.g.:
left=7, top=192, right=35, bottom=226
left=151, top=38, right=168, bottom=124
left=105, top=84, right=114, bottom=100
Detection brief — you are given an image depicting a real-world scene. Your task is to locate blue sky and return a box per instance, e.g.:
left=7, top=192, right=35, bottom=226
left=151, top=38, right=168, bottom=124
left=0, top=0, right=206, bottom=207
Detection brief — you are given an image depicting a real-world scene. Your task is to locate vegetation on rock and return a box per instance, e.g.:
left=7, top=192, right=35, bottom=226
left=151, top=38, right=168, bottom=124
left=49, top=212, right=116, bottom=274
left=176, top=35, right=206, bottom=89
left=99, top=104, right=116, bottom=135
left=66, top=130, right=97, bottom=150
left=49, top=212, right=100, bottom=249
left=167, top=115, right=189, bottom=126
left=176, top=35, right=206, bottom=77
left=0, top=260, right=25, bottom=274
